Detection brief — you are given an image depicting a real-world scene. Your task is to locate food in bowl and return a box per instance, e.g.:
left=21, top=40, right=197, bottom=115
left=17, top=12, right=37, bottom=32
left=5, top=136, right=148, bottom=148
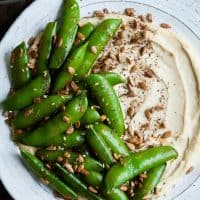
left=2, top=0, right=200, bottom=199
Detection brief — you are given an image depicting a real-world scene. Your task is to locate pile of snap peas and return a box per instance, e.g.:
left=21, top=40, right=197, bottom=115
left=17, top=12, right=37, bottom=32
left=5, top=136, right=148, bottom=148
left=1, top=0, right=178, bottom=199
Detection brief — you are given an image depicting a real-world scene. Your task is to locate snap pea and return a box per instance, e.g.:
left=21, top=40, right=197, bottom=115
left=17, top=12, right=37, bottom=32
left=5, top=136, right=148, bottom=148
left=2, top=71, right=51, bottom=111
left=73, top=22, right=95, bottom=49
left=36, top=149, right=104, bottom=172
left=87, top=74, right=125, bottom=136
left=11, top=94, right=72, bottom=129
left=80, top=106, right=100, bottom=125
left=80, top=171, right=103, bottom=188
left=52, top=42, right=88, bottom=93
left=133, top=164, right=166, bottom=200
left=13, top=94, right=88, bottom=147
left=76, top=19, right=122, bottom=78
left=10, top=42, right=31, bottom=89
left=49, top=0, right=80, bottom=69
left=105, top=146, right=178, bottom=192
left=91, top=123, right=129, bottom=156
left=86, top=125, right=114, bottom=165
left=99, top=72, right=125, bottom=86
left=103, top=188, right=129, bottom=200
left=55, top=163, right=104, bottom=200
left=37, top=22, right=57, bottom=74
left=21, top=150, right=77, bottom=199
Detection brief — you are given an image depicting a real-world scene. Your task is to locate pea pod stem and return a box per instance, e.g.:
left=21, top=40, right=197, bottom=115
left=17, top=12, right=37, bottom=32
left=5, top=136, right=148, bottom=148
left=21, top=150, right=77, bottom=199
left=49, top=0, right=80, bottom=69
left=103, top=188, right=129, bottom=200
left=13, top=94, right=88, bottom=147
left=86, top=125, right=114, bottom=165
left=2, top=71, right=51, bottom=111
left=87, top=74, right=125, bottom=136
left=36, top=149, right=104, bottom=172
left=11, top=94, right=72, bottom=129
left=80, top=171, right=103, bottom=188
left=99, top=72, right=125, bottom=86
left=80, top=106, right=100, bottom=125
left=10, top=41, right=31, bottom=89
left=52, top=42, right=88, bottom=93
left=37, top=22, right=57, bottom=74
left=76, top=18, right=122, bottom=78
left=91, top=123, right=130, bottom=156
left=133, top=164, right=166, bottom=200
left=105, top=146, right=178, bottom=191
left=55, top=164, right=104, bottom=200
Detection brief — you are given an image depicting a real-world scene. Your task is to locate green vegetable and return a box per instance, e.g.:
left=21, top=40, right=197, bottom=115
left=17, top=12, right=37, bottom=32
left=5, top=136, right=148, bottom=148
left=80, top=171, right=103, bottom=188
left=36, top=149, right=104, bottom=172
left=49, top=0, right=80, bottom=69
left=2, top=71, right=51, bottom=111
left=87, top=74, right=125, bottom=136
left=103, top=188, right=129, bottom=200
left=13, top=94, right=88, bottom=147
left=37, top=22, right=57, bottom=74
left=55, top=163, right=104, bottom=200
left=133, top=164, right=166, bottom=200
left=21, top=150, right=77, bottom=199
left=11, top=94, right=72, bottom=129
left=52, top=42, right=88, bottom=93
left=73, top=22, right=95, bottom=48
left=80, top=106, right=100, bottom=125
left=76, top=19, right=122, bottom=78
left=105, top=146, right=177, bottom=191
left=86, top=125, right=114, bottom=165
left=91, top=123, right=129, bottom=156
left=99, top=72, right=125, bottom=86
left=10, top=42, right=31, bottom=89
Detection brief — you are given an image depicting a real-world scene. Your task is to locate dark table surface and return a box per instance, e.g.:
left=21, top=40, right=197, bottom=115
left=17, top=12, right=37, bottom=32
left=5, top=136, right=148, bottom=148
left=0, top=1, right=34, bottom=199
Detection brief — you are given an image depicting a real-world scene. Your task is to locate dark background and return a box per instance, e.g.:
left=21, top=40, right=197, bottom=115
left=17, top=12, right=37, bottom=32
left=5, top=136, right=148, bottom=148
left=0, top=1, right=34, bottom=199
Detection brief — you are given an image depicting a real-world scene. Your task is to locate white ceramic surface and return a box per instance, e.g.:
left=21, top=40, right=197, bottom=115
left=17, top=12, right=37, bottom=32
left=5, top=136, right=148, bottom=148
left=0, top=1, right=200, bottom=200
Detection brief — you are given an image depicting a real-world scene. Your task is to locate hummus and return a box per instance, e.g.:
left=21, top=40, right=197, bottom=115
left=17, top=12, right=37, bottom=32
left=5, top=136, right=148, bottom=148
left=80, top=14, right=200, bottom=198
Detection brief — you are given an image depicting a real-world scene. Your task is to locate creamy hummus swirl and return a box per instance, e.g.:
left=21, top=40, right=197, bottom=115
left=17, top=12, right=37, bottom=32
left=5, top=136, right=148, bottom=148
left=80, top=14, right=200, bottom=198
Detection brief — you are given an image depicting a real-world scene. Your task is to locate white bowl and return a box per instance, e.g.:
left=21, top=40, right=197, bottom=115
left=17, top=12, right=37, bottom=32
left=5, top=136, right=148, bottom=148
left=0, top=1, right=200, bottom=199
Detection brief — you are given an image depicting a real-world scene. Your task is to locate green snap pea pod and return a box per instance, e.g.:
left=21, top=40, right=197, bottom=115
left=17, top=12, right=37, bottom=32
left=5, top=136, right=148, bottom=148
left=86, top=125, right=114, bottom=165
left=37, top=22, right=57, bottom=74
left=13, top=94, right=88, bottom=147
left=10, top=42, right=31, bottom=89
left=105, top=146, right=177, bottom=192
left=102, top=188, right=129, bottom=200
left=49, top=0, right=80, bottom=69
left=55, top=163, right=104, bottom=200
left=80, top=106, right=100, bottom=125
left=87, top=74, right=125, bottom=136
left=73, top=22, right=95, bottom=49
left=36, top=149, right=104, bottom=172
left=52, top=42, right=88, bottom=93
left=80, top=171, right=103, bottom=188
left=21, top=150, right=77, bottom=199
left=91, top=123, right=129, bottom=156
left=2, top=71, right=51, bottom=111
left=75, top=144, right=91, bottom=156
left=133, top=164, right=166, bottom=200
left=76, top=19, right=122, bottom=78
left=11, top=94, right=72, bottom=129
left=99, top=72, right=125, bottom=86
